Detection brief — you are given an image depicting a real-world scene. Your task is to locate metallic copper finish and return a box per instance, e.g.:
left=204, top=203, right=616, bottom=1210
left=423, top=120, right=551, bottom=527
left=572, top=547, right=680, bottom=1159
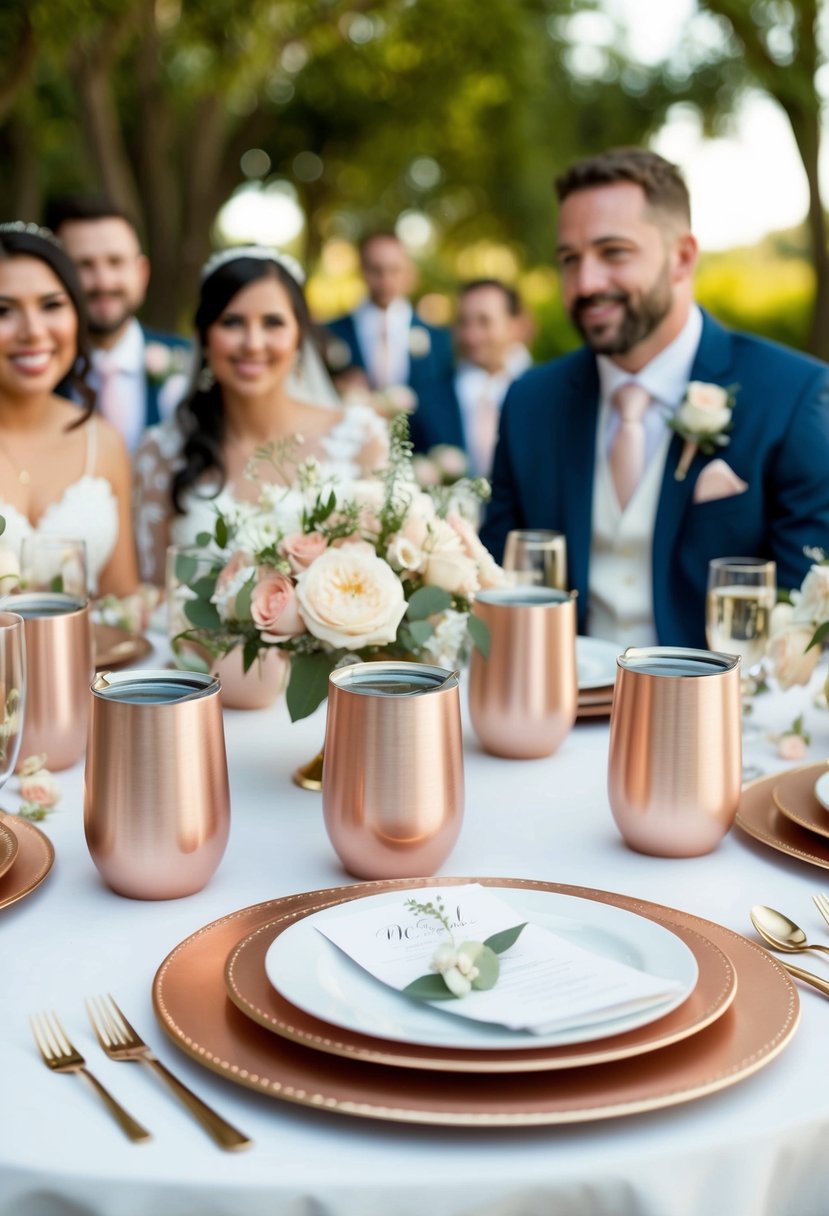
left=503, top=529, right=568, bottom=590
left=0, top=812, right=54, bottom=910
left=214, top=648, right=289, bottom=711
left=84, top=670, right=230, bottom=900
left=736, top=766, right=829, bottom=871
left=2, top=593, right=93, bottom=772
left=322, top=662, right=464, bottom=879
left=608, top=647, right=742, bottom=858
left=468, top=588, right=577, bottom=758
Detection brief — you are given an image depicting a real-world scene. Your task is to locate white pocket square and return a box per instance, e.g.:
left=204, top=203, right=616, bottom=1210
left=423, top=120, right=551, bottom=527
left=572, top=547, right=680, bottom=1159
left=692, top=459, right=748, bottom=504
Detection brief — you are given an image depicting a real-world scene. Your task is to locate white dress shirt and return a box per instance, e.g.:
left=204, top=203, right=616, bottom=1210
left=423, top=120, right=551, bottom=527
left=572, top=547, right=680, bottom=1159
left=588, top=306, right=704, bottom=645
left=353, top=298, right=413, bottom=389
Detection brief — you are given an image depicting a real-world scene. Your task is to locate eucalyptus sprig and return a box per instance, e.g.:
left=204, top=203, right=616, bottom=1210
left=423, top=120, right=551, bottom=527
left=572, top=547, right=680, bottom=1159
left=402, top=895, right=526, bottom=1000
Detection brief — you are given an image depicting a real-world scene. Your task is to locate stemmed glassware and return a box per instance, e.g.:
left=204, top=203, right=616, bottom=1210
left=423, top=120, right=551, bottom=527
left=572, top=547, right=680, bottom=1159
left=706, top=556, right=776, bottom=762
left=20, top=537, right=87, bottom=600
left=502, top=530, right=568, bottom=590
left=0, top=612, right=26, bottom=795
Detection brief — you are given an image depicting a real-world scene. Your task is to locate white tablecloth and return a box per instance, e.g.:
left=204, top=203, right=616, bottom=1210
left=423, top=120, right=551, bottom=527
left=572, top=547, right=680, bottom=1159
left=3, top=644, right=829, bottom=1216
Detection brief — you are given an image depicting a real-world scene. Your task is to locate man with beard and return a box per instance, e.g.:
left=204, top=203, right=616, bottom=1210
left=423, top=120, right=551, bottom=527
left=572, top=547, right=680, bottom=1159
left=480, top=148, right=829, bottom=647
left=48, top=198, right=190, bottom=451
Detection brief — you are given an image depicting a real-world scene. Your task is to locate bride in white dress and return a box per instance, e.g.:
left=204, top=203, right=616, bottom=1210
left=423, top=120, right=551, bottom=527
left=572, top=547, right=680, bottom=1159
left=133, top=247, right=388, bottom=583
left=0, top=223, right=137, bottom=596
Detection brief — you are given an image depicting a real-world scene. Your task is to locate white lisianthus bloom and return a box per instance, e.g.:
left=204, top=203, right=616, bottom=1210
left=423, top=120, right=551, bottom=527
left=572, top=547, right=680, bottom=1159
left=676, top=382, right=731, bottom=434
left=423, top=609, right=469, bottom=669
left=792, top=563, right=829, bottom=624
left=295, top=545, right=407, bottom=649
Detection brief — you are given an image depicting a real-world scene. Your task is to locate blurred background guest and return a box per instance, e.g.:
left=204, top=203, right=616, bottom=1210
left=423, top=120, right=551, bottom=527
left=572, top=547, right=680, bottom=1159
left=0, top=223, right=137, bottom=596
left=409, top=278, right=531, bottom=478
left=324, top=231, right=452, bottom=399
left=134, top=247, right=387, bottom=584
left=46, top=197, right=191, bottom=452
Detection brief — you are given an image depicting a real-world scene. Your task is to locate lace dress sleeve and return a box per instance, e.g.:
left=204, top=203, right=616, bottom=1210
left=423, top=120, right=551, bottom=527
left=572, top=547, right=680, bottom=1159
left=132, top=422, right=183, bottom=585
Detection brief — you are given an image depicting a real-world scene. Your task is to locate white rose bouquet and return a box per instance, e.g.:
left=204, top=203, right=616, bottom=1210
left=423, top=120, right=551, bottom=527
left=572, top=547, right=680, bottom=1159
left=172, top=415, right=506, bottom=720
left=767, top=547, right=829, bottom=689
left=668, top=381, right=737, bottom=481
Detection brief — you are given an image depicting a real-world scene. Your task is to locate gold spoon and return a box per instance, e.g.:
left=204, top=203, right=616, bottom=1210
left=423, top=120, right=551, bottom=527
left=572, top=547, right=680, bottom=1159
left=750, top=904, right=829, bottom=959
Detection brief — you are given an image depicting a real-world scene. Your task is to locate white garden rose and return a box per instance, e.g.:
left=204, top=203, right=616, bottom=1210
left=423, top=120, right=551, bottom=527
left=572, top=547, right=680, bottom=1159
left=767, top=625, right=821, bottom=690
left=295, top=545, right=407, bottom=649
left=421, top=519, right=479, bottom=596
left=677, top=382, right=731, bottom=434
left=792, top=563, right=829, bottom=625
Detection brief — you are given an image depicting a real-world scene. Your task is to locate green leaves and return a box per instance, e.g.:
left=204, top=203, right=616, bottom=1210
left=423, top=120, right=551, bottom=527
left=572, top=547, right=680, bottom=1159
left=183, top=596, right=221, bottom=630
left=406, top=585, right=451, bottom=619
left=402, top=975, right=456, bottom=1001
left=466, top=614, right=490, bottom=658
left=175, top=553, right=199, bottom=584
left=403, top=922, right=527, bottom=1003
left=484, top=922, right=527, bottom=955
left=286, top=651, right=340, bottom=722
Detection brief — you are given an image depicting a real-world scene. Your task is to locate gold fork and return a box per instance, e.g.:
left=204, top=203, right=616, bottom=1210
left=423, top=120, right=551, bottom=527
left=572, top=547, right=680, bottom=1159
left=813, top=892, right=829, bottom=929
left=86, top=994, right=252, bottom=1151
left=30, top=1010, right=151, bottom=1143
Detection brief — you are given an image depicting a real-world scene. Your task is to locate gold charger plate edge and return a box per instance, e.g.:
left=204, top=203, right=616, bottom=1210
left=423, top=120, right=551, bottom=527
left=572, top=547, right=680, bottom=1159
left=772, top=763, right=829, bottom=842
left=736, top=767, right=829, bottom=870
left=0, top=812, right=55, bottom=910
left=223, top=896, right=737, bottom=1073
left=153, top=877, right=798, bottom=1127
left=0, top=816, right=19, bottom=881
left=93, top=623, right=153, bottom=671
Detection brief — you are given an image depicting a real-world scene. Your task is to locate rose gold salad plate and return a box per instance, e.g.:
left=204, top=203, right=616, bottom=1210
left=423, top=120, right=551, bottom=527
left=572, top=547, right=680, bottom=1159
left=93, top=623, right=153, bottom=671
left=0, top=817, right=19, bottom=881
left=153, top=877, right=798, bottom=1127
left=772, top=764, right=829, bottom=842
left=737, top=766, right=829, bottom=870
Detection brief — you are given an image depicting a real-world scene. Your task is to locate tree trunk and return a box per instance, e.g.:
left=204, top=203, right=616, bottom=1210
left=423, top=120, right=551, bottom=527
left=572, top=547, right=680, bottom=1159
left=72, top=52, right=141, bottom=222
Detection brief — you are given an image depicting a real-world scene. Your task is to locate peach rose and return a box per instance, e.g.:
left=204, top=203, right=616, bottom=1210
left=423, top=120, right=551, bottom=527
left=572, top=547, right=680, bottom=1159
left=447, top=513, right=509, bottom=590
left=295, top=545, right=407, bottom=649
left=778, top=733, right=808, bottom=761
left=19, top=767, right=61, bottom=809
left=279, top=531, right=328, bottom=574
left=767, top=625, right=821, bottom=690
left=677, top=382, right=731, bottom=434
left=250, top=571, right=304, bottom=642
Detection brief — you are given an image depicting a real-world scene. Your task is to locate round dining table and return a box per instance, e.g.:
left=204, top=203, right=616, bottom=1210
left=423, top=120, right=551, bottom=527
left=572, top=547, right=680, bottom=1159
left=3, top=639, right=829, bottom=1216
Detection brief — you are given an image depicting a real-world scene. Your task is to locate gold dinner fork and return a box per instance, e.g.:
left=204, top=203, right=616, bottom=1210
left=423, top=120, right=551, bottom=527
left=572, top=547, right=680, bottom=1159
left=813, top=892, right=829, bottom=930
left=86, top=994, right=252, bottom=1151
left=30, top=1010, right=151, bottom=1143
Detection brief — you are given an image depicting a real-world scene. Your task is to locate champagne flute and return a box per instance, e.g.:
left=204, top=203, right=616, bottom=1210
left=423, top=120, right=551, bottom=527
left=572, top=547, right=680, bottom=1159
left=0, top=612, right=26, bottom=794
left=20, top=536, right=88, bottom=600
left=502, top=530, right=568, bottom=590
left=706, top=557, right=776, bottom=759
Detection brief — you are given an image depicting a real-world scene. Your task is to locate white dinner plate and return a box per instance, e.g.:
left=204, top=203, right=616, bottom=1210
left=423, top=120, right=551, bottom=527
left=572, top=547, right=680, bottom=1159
left=815, top=772, right=829, bottom=813
left=264, top=887, right=699, bottom=1051
left=577, top=636, right=620, bottom=690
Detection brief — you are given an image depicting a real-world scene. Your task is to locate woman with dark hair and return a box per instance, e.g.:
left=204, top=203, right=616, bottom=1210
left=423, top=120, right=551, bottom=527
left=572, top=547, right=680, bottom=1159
left=0, top=222, right=138, bottom=595
left=133, top=247, right=388, bottom=582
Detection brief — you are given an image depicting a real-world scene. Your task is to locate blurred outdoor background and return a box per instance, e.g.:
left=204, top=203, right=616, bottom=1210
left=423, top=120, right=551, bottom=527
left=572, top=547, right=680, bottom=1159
left=3, top=0, right=828, bottom=358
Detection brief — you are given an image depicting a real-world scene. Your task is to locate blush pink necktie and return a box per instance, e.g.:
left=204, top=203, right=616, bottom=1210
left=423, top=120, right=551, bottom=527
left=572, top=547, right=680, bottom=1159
left=373, top=312, right=391, bottom=389
left=469, top=384, right=499, bottom=478
left=609, top=382, right=651, bottom=510
left=96, top=355, right=130, bottom=439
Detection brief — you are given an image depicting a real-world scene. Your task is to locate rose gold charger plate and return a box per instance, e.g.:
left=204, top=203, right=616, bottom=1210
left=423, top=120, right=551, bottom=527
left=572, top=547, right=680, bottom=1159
left=93, top=623, right=153, bottom=671
left=153, top=877, right=798, bottom=1127
left=736, top=764, right=829, bottom=869
left=0, top=812, right=54, bottom=910
left=771, top=763, right=829, bottom=841
left=0, top=817, right=19, bottom=881
left=224, top=896, right=737, bottom=1073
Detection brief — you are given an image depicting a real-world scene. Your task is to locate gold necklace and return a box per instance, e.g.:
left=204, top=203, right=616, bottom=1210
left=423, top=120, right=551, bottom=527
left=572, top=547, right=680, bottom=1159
left=0, top=435, right=31, bottom=485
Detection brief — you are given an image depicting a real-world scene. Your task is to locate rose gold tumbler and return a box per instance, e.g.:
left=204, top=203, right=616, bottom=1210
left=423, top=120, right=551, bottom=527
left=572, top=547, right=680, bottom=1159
left=608, top=646, right=742, bottom=857
left=0, top=592, right=92, bottom=771
left=322, top=662, right=464, bottom=879
left=84, top=669, right=230, bottom=899
left=469, top=587, right=578, bottom=758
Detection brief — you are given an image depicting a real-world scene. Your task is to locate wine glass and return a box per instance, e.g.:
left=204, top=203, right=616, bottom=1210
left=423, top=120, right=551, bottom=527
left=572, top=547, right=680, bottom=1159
left=706, top=556, right=776, bottom=764
left=0, top=612, right=26, bottom=793
left=20, top=536, right=88, bottom=600
left=502, top=530, right=568, bottom=590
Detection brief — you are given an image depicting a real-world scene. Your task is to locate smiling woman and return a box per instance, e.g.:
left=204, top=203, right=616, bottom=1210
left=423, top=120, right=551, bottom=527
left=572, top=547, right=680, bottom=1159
left=133, top=247, right=389, bottom=584
left=0, top=224, right=138, bottom=596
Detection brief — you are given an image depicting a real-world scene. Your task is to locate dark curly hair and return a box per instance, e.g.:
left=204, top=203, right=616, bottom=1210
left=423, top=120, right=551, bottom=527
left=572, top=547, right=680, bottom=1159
left=0, top=226, right=94, bottom=425
left=171, top=254, right=311, bottom=513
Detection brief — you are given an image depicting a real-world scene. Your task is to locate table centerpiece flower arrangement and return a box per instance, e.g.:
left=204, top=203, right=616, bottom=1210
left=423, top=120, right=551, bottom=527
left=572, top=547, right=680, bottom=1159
left=170, top=415, right=506, bottom=721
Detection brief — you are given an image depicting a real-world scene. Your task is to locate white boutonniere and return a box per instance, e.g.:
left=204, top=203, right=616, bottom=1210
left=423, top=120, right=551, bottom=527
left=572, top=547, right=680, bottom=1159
left=145, top=341, right=191, bottom=385
left=668, top=381, right=737, bottom=481
left=408, top=326, right=431, bottom=358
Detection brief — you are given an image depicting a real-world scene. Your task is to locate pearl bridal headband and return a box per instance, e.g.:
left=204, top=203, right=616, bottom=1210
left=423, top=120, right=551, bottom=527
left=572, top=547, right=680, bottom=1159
left=200, top=245, right=306, bottom=286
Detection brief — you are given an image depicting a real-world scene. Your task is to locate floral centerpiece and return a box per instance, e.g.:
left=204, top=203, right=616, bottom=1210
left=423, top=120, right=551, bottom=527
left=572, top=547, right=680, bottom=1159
left=767, top=547, right=829, bottom=690
left=171, top=416, right=506, bottom=721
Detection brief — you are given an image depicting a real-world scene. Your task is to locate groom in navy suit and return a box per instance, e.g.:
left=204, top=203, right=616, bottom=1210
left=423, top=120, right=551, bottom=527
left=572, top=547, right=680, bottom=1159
left=481, top=148, right=829, bottom=648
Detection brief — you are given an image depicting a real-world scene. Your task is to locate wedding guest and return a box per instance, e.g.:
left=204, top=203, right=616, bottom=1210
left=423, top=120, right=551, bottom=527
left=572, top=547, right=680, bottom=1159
left=46, top=197, right=191, bottom=452
left=134, top=247, right=388, bottom=584
left=409, top=279, right=532, bottom=477
left=324, top=231, right=452, bottom=397
left=0, top=222, right=138, bottom=596
left=481, top=148, right=829, bottom=648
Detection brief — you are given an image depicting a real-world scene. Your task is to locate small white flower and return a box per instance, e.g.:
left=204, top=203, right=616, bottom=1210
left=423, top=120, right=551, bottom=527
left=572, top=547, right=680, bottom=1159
left=408, top=327, right=431, bottom=357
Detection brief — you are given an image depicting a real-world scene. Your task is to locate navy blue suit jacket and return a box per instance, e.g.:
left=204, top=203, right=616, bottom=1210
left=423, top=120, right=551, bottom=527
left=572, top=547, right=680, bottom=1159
left=480, top=311, right=829, bottom=647
left=325, top=310, right=453, bottom=401
left=408, top=374, right=466, bottom=455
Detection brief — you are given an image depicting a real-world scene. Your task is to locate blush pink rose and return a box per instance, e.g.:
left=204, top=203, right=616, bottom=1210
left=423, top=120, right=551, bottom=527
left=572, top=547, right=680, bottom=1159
left=251, top=571, right=304, bottom=642
left=212, top=550, right=256, bottom=622
left=19, top=768, right=61, bottom=809
left=778, top=733, right=808, bottom=761
left=279, top=531, right=328, bottom=574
